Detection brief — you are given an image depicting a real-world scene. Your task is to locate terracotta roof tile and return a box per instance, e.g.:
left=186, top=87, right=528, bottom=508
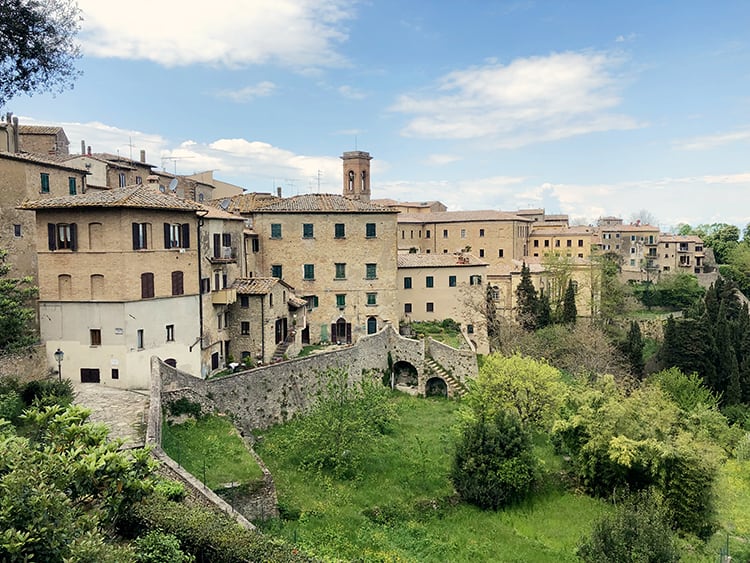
left=255, top=193, right=396, bottom=213
left=210, top=193, right=281, bottom=214
left=231, top=277, right=296, bottom=295
left=1, top=151, right=87, bottom=172
left=398, top=210, right=531, bottom=223
left=18, top=185, right=204, bottom=211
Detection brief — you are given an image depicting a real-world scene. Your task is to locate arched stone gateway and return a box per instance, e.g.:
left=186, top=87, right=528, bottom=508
left=425, top=377, right=448, bottom=397
left=393, top=360, right=418, bottom=388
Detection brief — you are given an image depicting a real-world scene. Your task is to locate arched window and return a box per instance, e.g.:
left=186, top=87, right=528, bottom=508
left=348, top=170, right=355, bottom=190
left=367, top=316, right=377, bottom=334
left=58, top=274, right=72, bottom=299
left=90, top=274, right=104, bottom=300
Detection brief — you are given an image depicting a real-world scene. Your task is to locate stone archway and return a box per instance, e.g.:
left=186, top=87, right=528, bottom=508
left=425, top=377, right=448, bottom=398
left=393, top=360, right=418, bottom=388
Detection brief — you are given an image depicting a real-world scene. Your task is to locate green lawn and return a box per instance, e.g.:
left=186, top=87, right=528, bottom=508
left=162, top=414, right=263, bottom=490
left=255, top=394, right=609, bottom=562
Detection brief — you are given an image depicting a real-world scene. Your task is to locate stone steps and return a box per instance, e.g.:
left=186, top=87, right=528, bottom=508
left=424, top=356, right=468, bottom=398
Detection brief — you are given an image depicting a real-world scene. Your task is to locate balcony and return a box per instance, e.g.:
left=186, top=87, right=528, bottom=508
left=212, top=288, right=237, bottom=305
left=209, top=246, right=237, bottom=263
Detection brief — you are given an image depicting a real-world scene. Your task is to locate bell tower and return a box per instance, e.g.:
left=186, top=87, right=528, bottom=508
left=341, top=150, right=372, bottom=202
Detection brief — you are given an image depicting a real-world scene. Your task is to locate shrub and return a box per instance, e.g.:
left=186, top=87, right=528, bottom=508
left=577, top=489, right=679, bottom=563
left=0, top=391, right=23, bottom=423
left=451, top=410, right=537, bottom=510
left=21, top=378, right=74, bottom=407
left=154, top=479, right=187, bottom=502
left=134, top=530, right=193, bottom=563
left=167, top=398, right=202, bottom=419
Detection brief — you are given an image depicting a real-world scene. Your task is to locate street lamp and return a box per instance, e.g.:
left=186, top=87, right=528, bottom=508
left=54, top=348, right=64, bottom=382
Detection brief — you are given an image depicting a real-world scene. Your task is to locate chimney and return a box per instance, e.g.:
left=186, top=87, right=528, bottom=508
left=277, top=186, right=282, bottom=197
left=140, top=149, right=146, bottom=163
left=81, top=140, right=85, bottom=154
left=11, top=116, right=19, bottom=153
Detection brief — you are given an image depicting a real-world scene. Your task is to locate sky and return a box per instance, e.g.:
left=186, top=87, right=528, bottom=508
left=7, top=0, right=750, bottom=232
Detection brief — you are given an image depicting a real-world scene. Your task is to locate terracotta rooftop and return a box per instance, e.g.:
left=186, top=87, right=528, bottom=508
left=18, top=125, right=67, bottom=136
left=0, top=150, right=87, bottom=172
left=658, top=235, right=704, bottom=243
left=254, top=193, right=396, bottom=213
left=397, top=253, right=488, bottom=268
left=600, top=224, right=660, bottom=232
left=530, top=225, right=598, bottom=236
left=18, top=184, right=204, bottom=211
left=197, top=203, right=244, bottom=220
left=372, top=198, right=445, bottom=208
left=231, top=277, right=295, bottom=295
left=210, top=192, right=281, bottom=214
left=398, top=210, right=531, bottom=223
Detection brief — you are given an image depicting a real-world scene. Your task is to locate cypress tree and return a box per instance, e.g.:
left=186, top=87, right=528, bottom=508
left=516, top=263, right=539, bottom=331
left=537, top=292, right=552, bottom=329
left=562, top=280, right=577, bottom=325
left=626, top=321, right=645, bottom=378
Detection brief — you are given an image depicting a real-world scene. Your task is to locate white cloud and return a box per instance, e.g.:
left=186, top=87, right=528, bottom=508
left=390, top=51, right=642, bottom=147
left=338, top=85, right=366, bottom=100
left=215, top=81, right=277, bottom=102
left=674, top=128, right=750, bottom=151
left=424, top=153, right=462, bottom=165
left=77, top=0, right=355, bottom=69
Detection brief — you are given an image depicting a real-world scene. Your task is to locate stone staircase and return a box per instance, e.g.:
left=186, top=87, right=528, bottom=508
left=424, top=356, right=469, bottom=398
left=270, top=337, right=292, bottom=363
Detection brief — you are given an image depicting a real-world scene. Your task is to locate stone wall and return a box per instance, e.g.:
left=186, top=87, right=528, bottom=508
left=161, top=325, right=477, bottom=432
left=426, top=338, right=478, bottom=385
left=0, top=345, right=49, bottom=383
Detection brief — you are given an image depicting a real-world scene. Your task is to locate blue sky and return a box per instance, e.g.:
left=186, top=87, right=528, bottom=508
left=9, top=0, right=750, bottom=231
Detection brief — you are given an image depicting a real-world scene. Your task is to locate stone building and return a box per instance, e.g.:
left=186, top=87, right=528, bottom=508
left=19, top=185, right=206, bottom=388
left=527, top=225, right=600, bottom=260
left=65, top=150, right=155, bottom=191
left=18, top=124, right=70, bottom=156
left=0, top=151, right=88, bottom=279
left=654, top=235, right=705, bottom=276
left=397, top=252, right=489, bottom=353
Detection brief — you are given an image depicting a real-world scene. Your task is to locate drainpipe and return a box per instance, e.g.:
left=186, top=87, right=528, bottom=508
left=196, top=209, right=209, bottom=375
left=260, top=298, right=265, bottom=362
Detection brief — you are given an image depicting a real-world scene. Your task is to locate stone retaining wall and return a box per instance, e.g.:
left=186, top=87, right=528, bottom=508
left=427, top=338, right=478, bottom=385
left=0, top=345, right=48, bottom=383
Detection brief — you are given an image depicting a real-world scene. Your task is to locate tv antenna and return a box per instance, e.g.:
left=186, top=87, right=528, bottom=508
left=161, top=156, right=193, bottom=175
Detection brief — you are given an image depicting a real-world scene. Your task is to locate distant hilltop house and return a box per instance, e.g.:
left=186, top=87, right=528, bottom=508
left=3, top=114, right=709, bottom=388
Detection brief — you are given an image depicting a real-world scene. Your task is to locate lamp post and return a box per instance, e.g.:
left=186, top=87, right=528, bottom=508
left=54, top=348, right=64, bottom=382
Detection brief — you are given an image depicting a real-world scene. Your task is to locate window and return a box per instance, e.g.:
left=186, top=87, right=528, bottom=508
left=426, top=302, right=434, bottom=312
left=578, top=239, right=584, bottom=247
left=404, top=277, right=412, bottom=289
left=467, top=324, right=474, bottom=334
left=631, top=235, right=636, bottom=242
left=404, top=303, right=412, bottom=314
left=271, top=223, right=282, bottom=238
left=303, top=223, right=314, bottom=238
left=141, top=273, right=155, bottom=298
left=47, top=223, right=77, bottom=251
left=68, top=177, right=77, bottom=195
left=555, top=240, right=560, bottom=247
left=443, top=229, right=448, bottom=238
left=119, top=172, right=126, bottom=187
left=566, top=239, right=572, bottom=247
left=449, top=275, right=456, bottom=287
left=111, top=369, right=119, bottom=380
left=336, top=294, right=346, bottom=308
left=367, top=292, right=377, bottom=305
left=426, top=276, right=434, bottom=288
left=241, top=321, right=250, bottom=335
left=534, top=240, right=539, bottom=248
left=498, top=249, right=504, bottom=257
left=470, top=275, right=482, bottom=286
left=90, top=329, right=101, bottom=346
left=335, top=263, right=346, bottom=279
left=479, top=229, right=485, bottom=237
left=334, top=223, right=346, bottom=238
left=630, top=247, right=636, bottom=254
left=271, top=264, right=282, bottom=278
left=252, top=238, right=260, bottom=252
left=366, top=263, right=377, bottom=279
left=171, top=271, right=184, bottom=295
left=630, top=259, right=636, bottom=266
left=198, top=193, right=204, bottom=202
left=222, top=233, right=232, bottom=247
left=479, top=249, right=485, bottom=258
left=460, top=229, right=466, bottom=238
left=306, top=295, right=319, bottom=309
left=13, top=224, right=21, bottom=237
left=40, top=173, right=50, bottom=193
left=132, top=222, right=148, bottom=250
left=544, top=240, right=549, bottom=247
left=137, top=329, right=144, bottom=349
left=366, top=223, right=376, bottom=238
left=298, top=263, right=313, bottom=280
left=136, top=176, right=142, bottom=185
left=166, top=325, right=174, bottom=342
left=201, top=277, right=210, bottom=294
left=217, top=313, right=223, bottom=330
left=164, top=223, right=190, bottom=249
left=426, top=230, right=431, bottom=239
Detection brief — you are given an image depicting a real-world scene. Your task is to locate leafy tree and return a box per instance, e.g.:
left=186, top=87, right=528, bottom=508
left=467, top=353, right=566, bottom=430
left=0, top=250, right=38, bottom=352
left=596, top=253, right=627, bottom=324
left=577, top=489, right=679, bottom=563
left=452, top=410, right=537, bottom=510
left=648, top=367, right=719, bottom=412
left=541, top=252, right=574, bottom=319
left=629, top=209, right=659, bottom=227
left=288, top=369, right=396, bottom=479
left=515, top=262, right=539, bottom=331
left=561, top=280, right=577, bottom=324
left=0, top=0, right=82, bottom=107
